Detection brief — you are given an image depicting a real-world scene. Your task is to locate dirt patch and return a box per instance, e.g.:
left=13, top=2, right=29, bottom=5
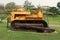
left=8, top=28, right=56, bottom=33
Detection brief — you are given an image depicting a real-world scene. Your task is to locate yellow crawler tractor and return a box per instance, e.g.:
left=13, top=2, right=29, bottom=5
left=10, top=8, right=55, bottom=33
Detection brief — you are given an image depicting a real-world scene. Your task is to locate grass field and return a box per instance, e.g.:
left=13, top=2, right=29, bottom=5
left=0, top=14, right=60, bottom=40
left=44, top=15, right=60, bottom=24
left=0, top=23, right=60, bottom=40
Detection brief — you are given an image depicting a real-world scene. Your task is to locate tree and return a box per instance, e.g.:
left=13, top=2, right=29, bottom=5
left=57, top=2, right=60, bottom=8
left=57, top=2, right=60, bottom=15
left=0, top=4, right=4, bottom=14
left=0, top=4, right=4, bottom=9
left=49, top=7, right=58, bottom=15
left=24, top=0, right=35, bottom=11
left=5, top=2, right=17, bottom=13
left=5, top=2, right=16, bottom=9
left=37, top=4, right=43, bottom=12
left=0, top=4, right=5, bottom=22
left=57, top=9, right=60, bottom=15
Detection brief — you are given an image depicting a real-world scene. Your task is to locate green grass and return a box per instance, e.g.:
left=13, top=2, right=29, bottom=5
left=0, top=23, right=7, bottom=40
left=44, top=15, right=60, bottom=24
left=0, top=23, right=60, bottom=40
